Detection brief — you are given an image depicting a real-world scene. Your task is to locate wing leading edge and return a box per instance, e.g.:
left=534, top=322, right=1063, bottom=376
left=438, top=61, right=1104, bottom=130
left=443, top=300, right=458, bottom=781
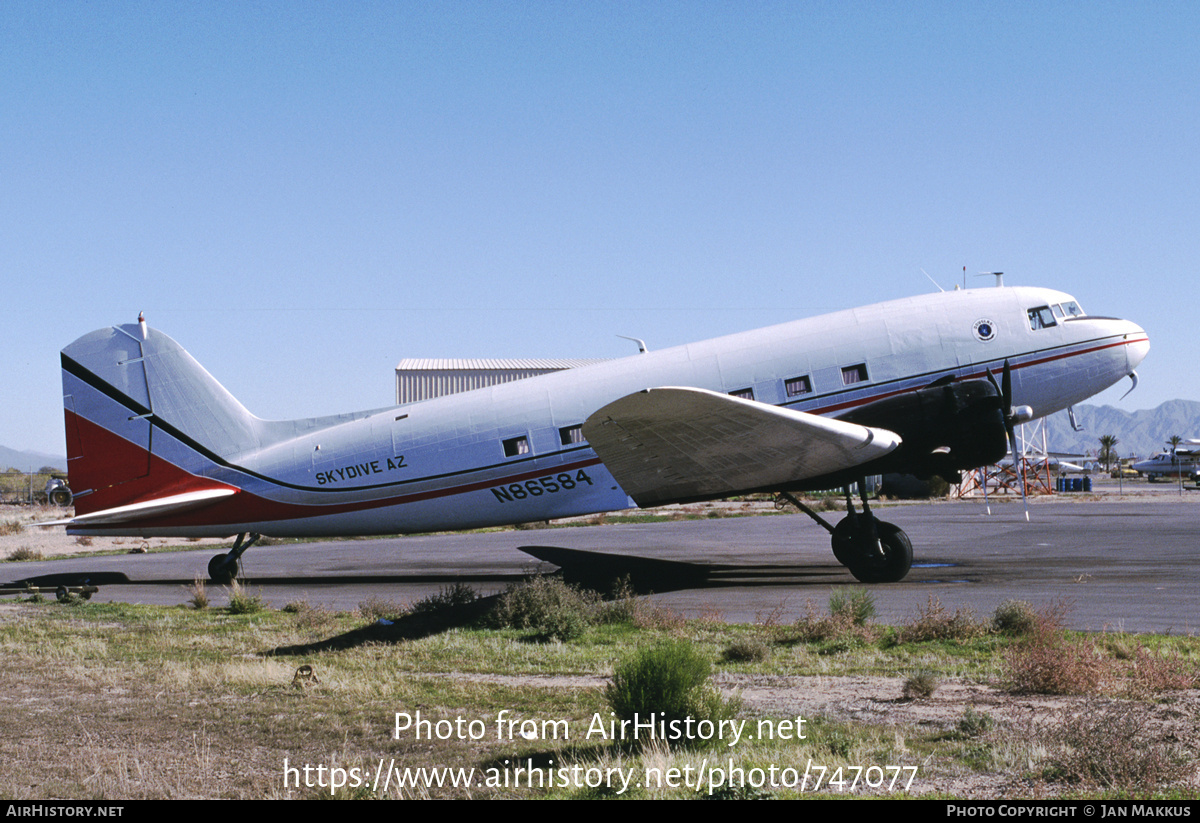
left=581, top=387, right=902, bottom=507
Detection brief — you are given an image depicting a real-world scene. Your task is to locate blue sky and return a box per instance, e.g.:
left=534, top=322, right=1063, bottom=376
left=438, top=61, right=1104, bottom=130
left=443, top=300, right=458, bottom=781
left=3, top=1, right=1196, bottom=456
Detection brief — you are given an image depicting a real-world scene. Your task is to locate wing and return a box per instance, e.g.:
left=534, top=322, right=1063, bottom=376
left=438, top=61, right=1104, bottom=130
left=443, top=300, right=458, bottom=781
left=582, top=387, right=901, bottom=506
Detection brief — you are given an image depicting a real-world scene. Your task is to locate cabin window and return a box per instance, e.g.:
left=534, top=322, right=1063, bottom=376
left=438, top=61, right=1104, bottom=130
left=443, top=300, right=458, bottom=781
left=841, top=364, right=868, bottom=385
left=785, top=375, right=812, bottom=397
left=1027, top=306, right=1057, bottom=330
left=729, top=387, right=754, bottom=401
left=502, top=435, right=530, bottom=457
left=559, top=425, right=584, bottom=446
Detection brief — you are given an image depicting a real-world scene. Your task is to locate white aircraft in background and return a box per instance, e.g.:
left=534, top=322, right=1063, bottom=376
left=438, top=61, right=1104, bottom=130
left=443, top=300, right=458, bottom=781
left=55, top=286, right=1147, bottom=584
left=1132, top=441, right=1200, bottom=481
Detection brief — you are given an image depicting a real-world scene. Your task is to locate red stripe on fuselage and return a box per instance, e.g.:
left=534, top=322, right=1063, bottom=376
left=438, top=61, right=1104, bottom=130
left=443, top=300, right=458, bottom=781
left=68, top=334, right=1143, bottom=530
left=801, top=336, right=1144, bottom=415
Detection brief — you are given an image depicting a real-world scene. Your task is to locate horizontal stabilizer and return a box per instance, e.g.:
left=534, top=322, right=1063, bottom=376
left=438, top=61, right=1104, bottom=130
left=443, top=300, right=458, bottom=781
left=39, top=488, right=237, bottom=528
left=582, top=387, right=901, bottom=506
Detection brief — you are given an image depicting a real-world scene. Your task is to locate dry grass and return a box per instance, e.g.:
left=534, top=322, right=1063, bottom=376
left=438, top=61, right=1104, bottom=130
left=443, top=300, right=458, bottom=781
left=902, top=670, right=938, bottom=700
left=6, top=546, right=42, bottom=561
left=1003, top=612, right=1107, bottom=695
left=1041, top=700, right=1192, bottom=790
left=893, top=596, right=987, bottom=644
left=187, top=576, right=209, bottom=610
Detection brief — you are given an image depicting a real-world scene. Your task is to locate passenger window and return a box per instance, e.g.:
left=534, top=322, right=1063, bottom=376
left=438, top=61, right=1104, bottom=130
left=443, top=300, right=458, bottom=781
left=785, top=375, right=812, bottom=397
left=841, top=364, right=868, bottom=385
left=502, top=436, right=530, bottom=457
left=1027, top=306, right=1057, bottom=330
left=559, top=425, right=584, bottom=446
left=729, top=387, right=754, bottom=401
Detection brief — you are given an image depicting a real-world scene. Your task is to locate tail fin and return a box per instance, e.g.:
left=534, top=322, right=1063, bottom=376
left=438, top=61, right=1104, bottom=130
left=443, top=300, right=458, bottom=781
left=61, top=322, right=259, bottom=517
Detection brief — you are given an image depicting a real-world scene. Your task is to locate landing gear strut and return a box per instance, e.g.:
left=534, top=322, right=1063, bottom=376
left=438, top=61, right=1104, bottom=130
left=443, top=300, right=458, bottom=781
left=778, top=484, right=912, bottom=583
left=207, top=533, right=261, bottom=584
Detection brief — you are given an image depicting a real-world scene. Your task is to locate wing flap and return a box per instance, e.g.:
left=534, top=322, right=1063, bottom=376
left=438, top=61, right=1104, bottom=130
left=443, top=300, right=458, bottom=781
left=582, top=387, right=900, bottom=506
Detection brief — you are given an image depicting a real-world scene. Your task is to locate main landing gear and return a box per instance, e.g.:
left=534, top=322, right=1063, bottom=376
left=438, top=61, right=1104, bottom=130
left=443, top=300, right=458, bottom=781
left=207, top=533, right=261, bottom=584
left=778, top=484, right=912, bottom=583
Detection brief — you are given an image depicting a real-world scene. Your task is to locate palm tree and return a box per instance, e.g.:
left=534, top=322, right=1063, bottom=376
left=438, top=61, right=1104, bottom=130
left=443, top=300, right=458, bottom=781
left=1098, top=434, right=1119, bottom=472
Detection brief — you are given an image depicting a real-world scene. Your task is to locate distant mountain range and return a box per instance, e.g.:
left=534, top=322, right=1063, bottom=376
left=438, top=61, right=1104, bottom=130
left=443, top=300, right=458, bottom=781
left=1, top=399, right=1195, bottom=474
left=1042, top=399, right=1200, bottom=460
left=0, top=446, right=66, bottom=473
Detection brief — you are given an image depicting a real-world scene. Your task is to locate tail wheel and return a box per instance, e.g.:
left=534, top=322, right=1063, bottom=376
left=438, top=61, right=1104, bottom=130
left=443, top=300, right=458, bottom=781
left=208, top=554, right=237, bottom=584
left=847, top=521, right=912, bottom=584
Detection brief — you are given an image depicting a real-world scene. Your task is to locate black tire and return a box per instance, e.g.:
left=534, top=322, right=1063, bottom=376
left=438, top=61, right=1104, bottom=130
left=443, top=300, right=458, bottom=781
left=830, top=517, right=857, bottom=566
left=847, top=521, right=913, bottom=584
left=49, top=489, right=72, bottom=507
left=208, top=554, right=236, bottom=584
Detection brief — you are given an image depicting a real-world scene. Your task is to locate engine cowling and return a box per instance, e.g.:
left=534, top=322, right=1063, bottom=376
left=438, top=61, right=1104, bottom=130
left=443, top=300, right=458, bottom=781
left=834, top=379, right=1008, bottom=479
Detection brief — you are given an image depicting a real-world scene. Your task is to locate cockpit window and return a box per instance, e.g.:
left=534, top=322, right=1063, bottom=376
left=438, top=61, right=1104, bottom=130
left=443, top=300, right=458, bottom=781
left=1027, top=306, right=1057, bottom=330
left=1059, top=300, right=1084, bottom=318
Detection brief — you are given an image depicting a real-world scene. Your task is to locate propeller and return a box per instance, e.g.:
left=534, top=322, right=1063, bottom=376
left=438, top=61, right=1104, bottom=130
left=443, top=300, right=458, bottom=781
left=985, top=360, right=1033, bottom=521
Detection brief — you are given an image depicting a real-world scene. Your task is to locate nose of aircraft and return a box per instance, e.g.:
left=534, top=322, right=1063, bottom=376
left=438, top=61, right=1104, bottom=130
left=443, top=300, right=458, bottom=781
left=1120, top=319, right=1150, bottom=372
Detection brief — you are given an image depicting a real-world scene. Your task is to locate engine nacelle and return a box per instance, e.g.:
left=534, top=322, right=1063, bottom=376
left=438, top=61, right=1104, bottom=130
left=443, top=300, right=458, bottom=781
left=834, top=379, right=1008, bottom=479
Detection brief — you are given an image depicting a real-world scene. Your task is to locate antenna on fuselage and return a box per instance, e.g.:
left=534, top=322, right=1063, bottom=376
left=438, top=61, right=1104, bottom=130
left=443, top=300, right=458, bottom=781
left=617, top=335, right=649, bottom=354
left=977, top=271, right=1004, bottom=287
left=920, top=268, right=945, bottom=292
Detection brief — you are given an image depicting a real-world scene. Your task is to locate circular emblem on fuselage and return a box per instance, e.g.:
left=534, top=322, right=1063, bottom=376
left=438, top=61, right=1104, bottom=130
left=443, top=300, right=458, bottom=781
left=973, top=319, right=996, bottom=342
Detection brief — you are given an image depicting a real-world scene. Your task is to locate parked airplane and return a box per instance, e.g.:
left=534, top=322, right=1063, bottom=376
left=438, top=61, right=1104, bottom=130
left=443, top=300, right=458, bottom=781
left=55, top=286, right=1148, bottom=584
left=1132, top=441, right=1200, bottom=481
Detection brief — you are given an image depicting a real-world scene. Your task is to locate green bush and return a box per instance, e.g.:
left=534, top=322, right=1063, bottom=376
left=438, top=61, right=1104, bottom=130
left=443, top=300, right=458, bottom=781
left=226, top=581, right=266, bottom=614
left=957, top=706, right=994, bottom=738
left=902, top=669, right=938, bottom=700
left=722, top=637, right=770, bottom=663
left=488, top=575, right=599, bottom=641
left=992, top=599, right=1038, bottom=636
left=828, top=588, right=876, bottom=626
left=605, top=640, right=741, bottom=750
left=411, top=582, right=479, bottom=615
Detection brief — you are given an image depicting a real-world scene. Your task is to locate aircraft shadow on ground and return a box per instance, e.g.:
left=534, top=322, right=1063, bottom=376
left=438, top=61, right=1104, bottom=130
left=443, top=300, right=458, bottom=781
left=1, top=547, right=846, bottom=595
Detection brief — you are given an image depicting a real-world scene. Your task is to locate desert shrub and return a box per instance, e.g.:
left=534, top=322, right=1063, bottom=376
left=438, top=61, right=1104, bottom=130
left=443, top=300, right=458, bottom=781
left=992, top=599, right=1038, bottom=636
left=358, top=596, right=406, bottom=622
left=722, top=637, right=770, bottom=663
left=957, top=706, right=994, bottom=738
left=829, top=588, right=876, bottom=626
left=902, top=670, right=938, bottom=700
left=605, top=640, right=741, bottom=750
left=790, top=599, right=878, bottom=648
left=1042, top=701, right=1190, bottom=789
left=6, top=546, right=42, bottom=561
left=893, top=595, right=986, bottom=644
left=284, top=600, right=336, bottom=630
left=1003, top=613, right=1106, bottom=695
left=488, top=575, right=600, bottom=641
left=1123, top=644, right=1200, bottom=696
left=226, top=580, right=266, bottom=614
left=188, top=576, right=209, bottom=610
left=411, top=582, right=480, bottom=615
left=0, top=520, right=24, bottom=536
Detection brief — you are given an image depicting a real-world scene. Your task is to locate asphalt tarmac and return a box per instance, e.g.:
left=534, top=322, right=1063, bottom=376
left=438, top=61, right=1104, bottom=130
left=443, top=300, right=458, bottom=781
left=5, top=494, right=1197, bottom=633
